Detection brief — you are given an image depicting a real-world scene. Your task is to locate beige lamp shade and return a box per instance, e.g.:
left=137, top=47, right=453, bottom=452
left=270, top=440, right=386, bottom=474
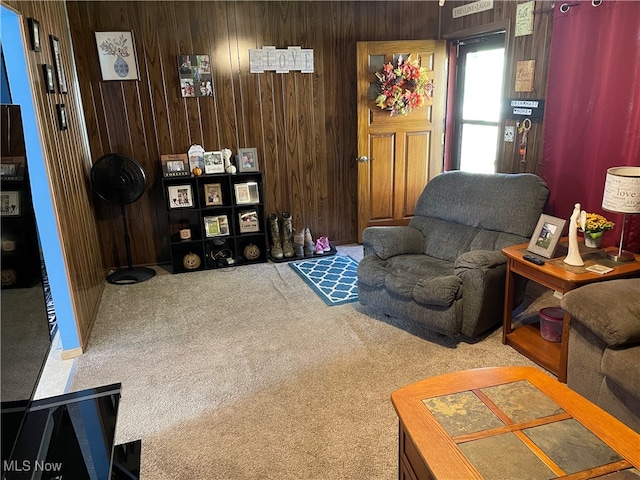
left=602, top=166, right=640, bottom=214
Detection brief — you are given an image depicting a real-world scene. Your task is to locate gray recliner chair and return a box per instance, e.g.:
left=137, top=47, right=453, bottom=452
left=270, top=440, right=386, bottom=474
left=357, top=171, right=549, bottom=338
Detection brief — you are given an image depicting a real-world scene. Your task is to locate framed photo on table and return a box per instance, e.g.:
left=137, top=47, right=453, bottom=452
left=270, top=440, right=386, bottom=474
left=167, top=184, right=194, bottom=209
left=527, top=214, right=566, bottom=258
left=237, top=147, right=259, bottom=173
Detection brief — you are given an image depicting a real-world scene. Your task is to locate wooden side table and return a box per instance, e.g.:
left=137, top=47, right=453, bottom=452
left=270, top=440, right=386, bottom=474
left=502, top=240, right=640, bottom=382
left=391, top=367, right=640, bottom=480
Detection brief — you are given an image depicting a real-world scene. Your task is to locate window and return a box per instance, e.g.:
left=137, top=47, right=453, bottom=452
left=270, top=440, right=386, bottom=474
left=452, top=33, right=505, bottom=173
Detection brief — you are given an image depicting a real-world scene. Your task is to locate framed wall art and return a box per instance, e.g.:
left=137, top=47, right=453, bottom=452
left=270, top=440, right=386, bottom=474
left=49, top=35, right=67, bottom=93
left=204, top=183, right=223, bottom=206
left=204, top=151, right=225, bottom=174
left=42, top=64, right=55, bottom=93
left=527, top=214, right=566, bottom=258
left=56, top=104, right=68, bottom=131
left=28, top=18, right=41, bottom=52
left=95, top=31, right=140, bottom=81
left=237, top=147, right=259, bottom=173
left=0, top=191, right=21, bottom=216
left=167, top=184, right=194, bottom=209
left=178, top=54, right=212, bottom=97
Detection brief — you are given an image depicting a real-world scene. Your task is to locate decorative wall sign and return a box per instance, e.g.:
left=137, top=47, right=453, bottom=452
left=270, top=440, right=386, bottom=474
left=49, top=35, right=67, bottom=93
left=502, top=99, right=545, bottom=123
left=249, top=46, right=314, bottom=73
left=28, top=18, right=41, bottom=51
left=452, top=0, right=494, bottom=18
left=95, top=31, right=140, bottom=81
left=515, top=60, right=535, bottom=92
left=515, top=1, right=535, bottom=37
left=178, top=55, right=212, bottom=97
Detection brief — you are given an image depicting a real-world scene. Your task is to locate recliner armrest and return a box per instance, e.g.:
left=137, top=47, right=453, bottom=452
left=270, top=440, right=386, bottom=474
left=362, top=226, right=424, bottom=260
left=561, top=279, right=640, bottom=347
left=454, top=250, right=506, bottom=271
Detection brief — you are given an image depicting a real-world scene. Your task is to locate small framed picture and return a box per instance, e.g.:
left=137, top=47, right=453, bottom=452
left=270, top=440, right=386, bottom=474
left=0, top=191, right=21, bottom=216
left=237, top=147, right=259, bottom=173
left=204, top=183, right=223, bottom=206
left=49, top=35, right=67, bottom=94
left=204, top=151, right=225, bottom=174
left=95, top=31, right=140, bottom=81
left=204, top=215, right=229, bottom=237
left=56, top=104, right=68, bottom=131
left=527, top=214, right=566, bottom=258
left=167, top=184, right=194, bottom=209
left=28, top=18, right=41, bottom=52
left=0, top=157, right=25, bottom=180
left=234, top=182, right=260, bottom=204
left=42, top=64, right=55, bottom=93
left=239, top=209, right=260, bottom=233
left=161, top=154, right=189, bottom=177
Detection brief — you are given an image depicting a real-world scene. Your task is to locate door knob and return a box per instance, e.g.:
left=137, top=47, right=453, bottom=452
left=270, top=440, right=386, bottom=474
left=357, top=156, right=372, bottom=163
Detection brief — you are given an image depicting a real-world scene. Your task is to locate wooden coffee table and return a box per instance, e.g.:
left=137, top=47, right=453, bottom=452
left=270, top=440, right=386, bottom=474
left=391, top=366, right=640, bottom=480
left=502, top=241, right=640, bottom=382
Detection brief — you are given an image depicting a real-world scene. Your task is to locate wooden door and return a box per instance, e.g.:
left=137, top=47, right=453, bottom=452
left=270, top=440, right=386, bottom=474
left=357, top=40, right=447, bottom=242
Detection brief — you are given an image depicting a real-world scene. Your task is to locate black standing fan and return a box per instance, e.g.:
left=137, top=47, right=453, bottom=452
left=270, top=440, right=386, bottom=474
left=91, top=153, right=156, bottom=285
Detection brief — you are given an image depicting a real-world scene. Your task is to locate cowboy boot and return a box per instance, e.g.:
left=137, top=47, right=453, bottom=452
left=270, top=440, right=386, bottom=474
left=304, top=228, right=315, bottom=256
left=293, top=229, right=305, bottom=257
left=281, top=212, right=295, bottom=258
left=268, top=214, right=283, bottom=259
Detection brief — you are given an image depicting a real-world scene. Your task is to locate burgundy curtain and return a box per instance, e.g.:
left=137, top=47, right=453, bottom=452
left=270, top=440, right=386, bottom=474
left=541, top=1, right=640, bottom=253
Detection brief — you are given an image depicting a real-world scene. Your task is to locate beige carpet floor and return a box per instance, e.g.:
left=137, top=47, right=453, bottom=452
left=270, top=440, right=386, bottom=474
left=71, top=245, right=552, bottom=479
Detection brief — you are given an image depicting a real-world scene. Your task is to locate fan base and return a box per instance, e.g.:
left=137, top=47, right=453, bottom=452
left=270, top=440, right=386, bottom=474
left=107, top=267, right=156, bottom=285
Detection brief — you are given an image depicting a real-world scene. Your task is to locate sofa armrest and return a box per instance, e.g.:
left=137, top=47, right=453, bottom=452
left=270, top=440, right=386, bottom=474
left=561, top=279, right=640, bottom=347
left=362, top=226, right=424, bottom=260
left=454, top=250, right=506, bottom=271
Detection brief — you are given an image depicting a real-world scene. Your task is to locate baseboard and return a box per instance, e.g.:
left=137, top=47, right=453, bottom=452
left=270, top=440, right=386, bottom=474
left=61, top=347, right=83, bottom=360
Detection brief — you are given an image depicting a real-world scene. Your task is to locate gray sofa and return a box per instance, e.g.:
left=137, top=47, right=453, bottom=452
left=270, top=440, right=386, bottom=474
left=561, top=278, right=640, bottom=433
left=357, top=171, right=549, bottom=338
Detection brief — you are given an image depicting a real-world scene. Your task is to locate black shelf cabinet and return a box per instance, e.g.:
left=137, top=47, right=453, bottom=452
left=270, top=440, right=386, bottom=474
left=162, top=172, right=267, bottom=273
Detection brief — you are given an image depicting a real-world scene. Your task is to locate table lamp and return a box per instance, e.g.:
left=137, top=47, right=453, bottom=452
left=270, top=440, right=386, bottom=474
left=601, top=166, right=640, bottom=262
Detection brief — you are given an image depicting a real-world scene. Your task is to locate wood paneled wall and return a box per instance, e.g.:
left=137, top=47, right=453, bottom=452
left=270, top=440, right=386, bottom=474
left=65, top=1, right=442, bottom=268
left=441, top=0, right=554, bottom=174
left=4, top=0, right=106, bottom=350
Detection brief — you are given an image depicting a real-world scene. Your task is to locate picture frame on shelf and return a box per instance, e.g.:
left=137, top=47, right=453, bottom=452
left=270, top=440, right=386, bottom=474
left=49, top=35, right=67, bottom=94
left=204, top=183, right=223, bottom=206
left=204, top=151, right=225, bottom=174
left=0, top=157, right=25, bottom=180
left=161, top=154, right=189, bottom=177
left=527, top=214, right=566, bottom=258
left=56, top=104, right=68, bottom=131
left=28, top=18, right=41, bottom=52
left=0, top=191, right=21, bottom=216
left=237, top=147, right=259, bottom=173
left=42, top=64, right=55, bottom=93
left=238, top=209, right=260, bottom=233
left=167, top=184, right=194, bottom=209
left=234, top=181, right=260, bottom=204
left=204, top=215, right=229, bottom=237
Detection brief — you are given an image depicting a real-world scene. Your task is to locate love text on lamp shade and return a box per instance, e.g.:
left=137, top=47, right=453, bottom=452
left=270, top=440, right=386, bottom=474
left=602, top=167, right=640, bottom=214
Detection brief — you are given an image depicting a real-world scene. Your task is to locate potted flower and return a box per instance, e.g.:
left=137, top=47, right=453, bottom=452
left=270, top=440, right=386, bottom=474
left=581, top=213, right=615, bottom=247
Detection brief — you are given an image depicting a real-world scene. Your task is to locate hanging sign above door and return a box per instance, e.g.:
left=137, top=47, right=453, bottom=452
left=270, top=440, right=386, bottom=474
left=452, top=0, right=494, bottom=18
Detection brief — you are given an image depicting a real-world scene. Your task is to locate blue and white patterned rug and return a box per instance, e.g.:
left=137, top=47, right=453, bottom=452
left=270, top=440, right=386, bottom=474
left=289, top=254, right=359, bottom=306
